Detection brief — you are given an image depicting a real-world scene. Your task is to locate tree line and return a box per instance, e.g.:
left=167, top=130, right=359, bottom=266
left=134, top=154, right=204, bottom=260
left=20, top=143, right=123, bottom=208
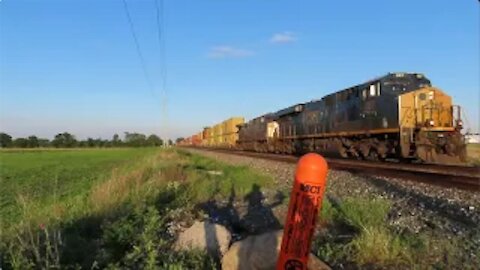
left=0, top=132, right=172, bottom=148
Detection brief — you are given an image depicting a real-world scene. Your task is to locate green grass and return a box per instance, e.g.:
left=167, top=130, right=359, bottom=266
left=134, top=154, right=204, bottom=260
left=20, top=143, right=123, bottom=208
left=0, top=148, right=274, bottom=269
left=314, top=196, right=477, bottom=269
left=336, top=197, right=391, bottom=230
left=2, top=147, right=475, bottom=269
left=316, top=197, right=407, bottom=266
left=182, top=152, right=273, bottom=202
left=0, top=148, right=159, bottom=227
left=338, top=198, right=412, bottom=266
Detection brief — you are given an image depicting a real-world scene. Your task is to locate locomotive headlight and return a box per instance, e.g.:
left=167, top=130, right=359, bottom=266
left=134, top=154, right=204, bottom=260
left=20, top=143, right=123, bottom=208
left=458, top=120, right=463, bottom=126
left=429, top=120, right=435, bottom=126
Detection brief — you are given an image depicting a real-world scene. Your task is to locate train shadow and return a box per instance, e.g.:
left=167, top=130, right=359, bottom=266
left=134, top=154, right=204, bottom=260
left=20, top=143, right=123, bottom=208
left=195, top=183, right=285, bottom=262
left=196, top=184, right=285, bottom=236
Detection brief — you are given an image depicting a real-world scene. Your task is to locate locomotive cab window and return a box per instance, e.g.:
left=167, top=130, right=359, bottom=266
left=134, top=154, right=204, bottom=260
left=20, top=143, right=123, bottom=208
left=369, top=84, right=376, bottom=96
left=362, top=89, right=367, bottom=100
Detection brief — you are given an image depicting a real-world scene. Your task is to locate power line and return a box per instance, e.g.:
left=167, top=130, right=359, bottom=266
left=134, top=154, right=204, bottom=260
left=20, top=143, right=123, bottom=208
left=121, top=0, right=156, bottom=96
left=154, top=0, right=167, bottom=92
left=154, top=0, right=169, bottom=144
left=121, top=0, right=169, bottom=142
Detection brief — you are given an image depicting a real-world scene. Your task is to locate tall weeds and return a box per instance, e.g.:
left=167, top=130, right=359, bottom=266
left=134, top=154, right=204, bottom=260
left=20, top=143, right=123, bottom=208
left=1, top=149, right=257, bottom=269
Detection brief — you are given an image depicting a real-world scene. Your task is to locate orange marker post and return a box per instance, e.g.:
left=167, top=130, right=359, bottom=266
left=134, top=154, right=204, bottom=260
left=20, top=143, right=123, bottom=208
left=276, top=153, right=328, bottom=270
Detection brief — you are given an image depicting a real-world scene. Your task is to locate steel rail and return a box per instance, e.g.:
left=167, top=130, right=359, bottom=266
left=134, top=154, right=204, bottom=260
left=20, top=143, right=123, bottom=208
left=184, top=147, right=480, bottom=191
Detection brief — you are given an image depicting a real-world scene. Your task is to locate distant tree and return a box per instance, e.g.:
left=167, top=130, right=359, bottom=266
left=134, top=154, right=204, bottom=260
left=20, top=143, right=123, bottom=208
left=0, top=133, right=12, bottom=148
left=27, top=135, right=39, bottom=148
left=175, top=137, right=184, bottom=144
left=51, top=134, right=62, bottom=148
left=103, top=140, right=112, bottom=148
left=93, top=138, right=110, bottom=148
left=77, top=140, right=87, bottom=147
left=86, top=138, right=95, bottom=147
left=51, top=132, right=77, bottom=148
left=146, top=134, right=163, bottom=146
left=112, top=133, right=122, bottom=147
left=168, top=139, right=173, bottom=146
left=38, top=138, right=50, bottom=147
left=12, top=138, right=29, bottom=148
left=93, top=138, right=102, bottom=148
left=124, top=132, right=147, bottom=147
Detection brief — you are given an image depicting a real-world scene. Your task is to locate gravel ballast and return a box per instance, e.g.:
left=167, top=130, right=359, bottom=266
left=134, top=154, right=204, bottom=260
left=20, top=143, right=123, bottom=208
left=185, top=148, right=480, bottom=267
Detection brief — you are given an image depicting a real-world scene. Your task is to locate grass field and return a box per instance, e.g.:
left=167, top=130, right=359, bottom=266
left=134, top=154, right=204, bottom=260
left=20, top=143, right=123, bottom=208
left=0, top=148, right=273, bottom=269
left=1, top=147, right=476, bottom=269
left=0, top=148, right=159, bottom=227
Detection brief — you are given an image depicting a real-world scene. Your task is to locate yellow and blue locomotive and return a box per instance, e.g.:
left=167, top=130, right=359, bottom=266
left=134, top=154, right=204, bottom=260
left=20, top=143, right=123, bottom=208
left=237, top=73, right=466, bottom=164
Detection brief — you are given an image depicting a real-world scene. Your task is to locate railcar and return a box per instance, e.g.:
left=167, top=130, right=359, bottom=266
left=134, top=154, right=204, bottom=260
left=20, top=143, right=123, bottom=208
left=237, top=72, right=466, bottom=164
left=237, top=114, right=276, bottom=151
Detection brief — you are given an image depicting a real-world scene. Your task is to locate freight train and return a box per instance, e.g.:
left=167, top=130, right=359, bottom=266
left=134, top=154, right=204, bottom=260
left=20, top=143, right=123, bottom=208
left=181, top=73, right=467, bottom=164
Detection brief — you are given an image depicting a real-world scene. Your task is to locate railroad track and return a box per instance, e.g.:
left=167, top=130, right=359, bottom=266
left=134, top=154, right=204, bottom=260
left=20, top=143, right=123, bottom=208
left=188, top=147, right=480, bottom=191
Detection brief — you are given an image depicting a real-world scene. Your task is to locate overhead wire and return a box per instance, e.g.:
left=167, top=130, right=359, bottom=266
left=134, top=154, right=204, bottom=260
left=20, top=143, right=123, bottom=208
left=121, top=0, right=157, bottom=98
left=154, top=0, right=169, bottom=145
left=154, top=0, right=167, bottom=94
left=121, top=0, right=169, bottom=143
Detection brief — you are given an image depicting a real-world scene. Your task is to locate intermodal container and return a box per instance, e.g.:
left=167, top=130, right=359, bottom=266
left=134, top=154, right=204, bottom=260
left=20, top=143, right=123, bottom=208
left=203, top=127, right=211, bottom=140
left=208, top=128, right=214, bottom=140
left=207, top=137, right=214, bottom=146
left=183, top=136, right=192, bottom=145
left=191, top=134, right=202, bottom=146
left=223, top=117, right=245, bottom=135
left=222, top=133, right=238, bottom=147
left=213, top=124, right=223, bottom=138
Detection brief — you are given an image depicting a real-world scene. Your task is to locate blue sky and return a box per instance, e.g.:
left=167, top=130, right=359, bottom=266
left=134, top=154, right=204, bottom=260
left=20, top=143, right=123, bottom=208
left=0, top=0, right=478, bottom=140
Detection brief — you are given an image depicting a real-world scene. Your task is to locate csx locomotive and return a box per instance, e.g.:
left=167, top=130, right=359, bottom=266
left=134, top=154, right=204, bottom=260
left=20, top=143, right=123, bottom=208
left=236, top=73, right=466, bottom=164
left=182, top=72, right=467, bottom=164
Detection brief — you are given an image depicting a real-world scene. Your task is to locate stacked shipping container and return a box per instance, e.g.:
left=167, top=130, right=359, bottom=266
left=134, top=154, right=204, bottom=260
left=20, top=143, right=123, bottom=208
left=178, top=116, right=244, bottom=147
left=202, top=127, right=211, bottom=146
left=213, top=124, right=223, bottom=145
left=221, top=117, right=244, bottom=146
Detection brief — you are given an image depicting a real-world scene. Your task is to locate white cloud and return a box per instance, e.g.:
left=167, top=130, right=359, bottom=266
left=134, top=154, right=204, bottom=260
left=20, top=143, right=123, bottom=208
left=207, top=46, right=254, bottom=59
left=270, top=31, right=297, bottom=44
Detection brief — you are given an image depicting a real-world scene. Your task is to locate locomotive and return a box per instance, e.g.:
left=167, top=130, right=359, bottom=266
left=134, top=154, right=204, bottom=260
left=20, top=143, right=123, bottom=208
left=236, top=73, right=467, bottom=164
